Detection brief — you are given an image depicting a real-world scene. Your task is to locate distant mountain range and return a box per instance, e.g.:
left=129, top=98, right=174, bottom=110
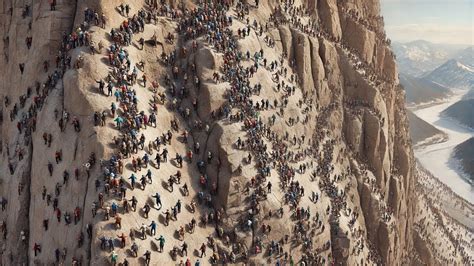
left=453, top=137, right=474, bottom=184
left=392, top=40, right=467, bottom=77
left=393, top=41, right=473, bottom=104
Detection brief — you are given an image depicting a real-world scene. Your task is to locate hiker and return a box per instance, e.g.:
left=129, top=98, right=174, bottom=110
left=117, top=233, right=126, bottom=248
left=200, top=243, right=207, bottom=257
left=144, top=250, right=151, bottom=265
left=128, top=173, right=137, bottom=189
left=131, top=242, right=138, bottom=257
left=152, top=192, right=161, bottom=209
left=157, top=235, right=165, bottom=252
left=149, top=220, right=157, bottom=236
left=143, top=203, right=151, bottom=218
left=33, top=243, right=41, bottom=256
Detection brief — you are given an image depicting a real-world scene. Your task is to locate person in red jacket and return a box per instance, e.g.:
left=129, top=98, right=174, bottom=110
left=74, top=207, right=81, bottom=224
left=33, top=243, right=41, bottom=256
left=56, top=208, right=61, bottom=222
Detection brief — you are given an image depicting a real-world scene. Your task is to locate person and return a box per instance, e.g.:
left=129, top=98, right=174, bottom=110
left=115, top=215, right=122, bottom=229
left=140, top=224, right=147, bottom=240
left=182, top=183, right=189, bottom=196
left=43, top=219, right=49, bottom=231
left=152, top=192, right=161, bottom=209
left=74, top=207, right=81, bottom=224
left=181, top=241, right=188, bottom=256
left=33, top=243, right=41, bottom=256
left=157, top=235, right=165, bottom=252
left=168, top=176, right=174, bottom=192
left=144, top=169, right=152, bottom=183
left=200, top=243, right=206, bottom=257
left=143, top=203, right=151, bottom=218
left=130, top=196, right=138, bottom=211
left=131, top=242, right=138, bottom=257
left=117, top=233, right=126, bottom=248
left=144, top=250, right=151, bottom=265
left=129, top=173, right=137, bottom=189
left=1, top=198, right=7, bottom=211
left=149, top=220, right=157, bottom=236
left=175, top=200, right=182, bottom=213
left=110, top=251, right=118, bottom=265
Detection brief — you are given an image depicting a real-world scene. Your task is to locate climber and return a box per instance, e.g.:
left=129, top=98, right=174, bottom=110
left=145, top=169, right=153, bottom=184
left=152, top=192, right=162, bottom=209
left=131, top=242, right=138, bottom=257
left=163, top=209, right=171, bottom=226
left=181, top=241, right=188, bottom=256
left=155, top=153, right=161, bottom=169
left=143, top=203, right=151, bottom=218
left=130, top=196, right=138, bottom=211
left=49, top=0, right=57, bottom=10
left=33, top=243, right=41, bottom=256
left=128, top=173, right=137, bottom=189
left=110, top=251, right=118, bottom=265
left=168, top=176, right=175, bottom=192
left=117, top=232, right=126, bottom=248
left=55, top=150, right=62, bottom=163
left=0, top=198, right=7, bottom=211
left=175, top=200, right=182, bottom=213
left=182, top=183, right=189, bottom=196
left=200, top=243, right=207, bottom=257
left=115, top=215, right=122, bottom=229
left=149, top=220, right=157, bottom=236
left=47, top=162, right=53, bottom=176
left=74, top=207, right=81, bottom=224
left=157, top=235, right=165, bottom=252
left=144, top=250, right=151, bottom=265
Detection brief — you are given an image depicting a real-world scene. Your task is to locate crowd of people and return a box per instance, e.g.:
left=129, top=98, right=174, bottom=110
left=0, top=0, right=449, bottom=265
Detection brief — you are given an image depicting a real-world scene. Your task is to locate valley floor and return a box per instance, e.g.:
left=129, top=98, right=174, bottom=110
left=412, top=90, right=474, bottom=203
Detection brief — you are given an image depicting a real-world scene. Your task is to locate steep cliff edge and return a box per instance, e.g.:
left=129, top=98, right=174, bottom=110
left=0, top=0, right=460, bottom=265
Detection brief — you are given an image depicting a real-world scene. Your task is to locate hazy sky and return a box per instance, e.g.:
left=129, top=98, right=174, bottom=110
left=381, top=0, right=473, bottom=45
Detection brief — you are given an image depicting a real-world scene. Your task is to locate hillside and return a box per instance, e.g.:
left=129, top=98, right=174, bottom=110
left=462, top=89, right=474, bottom=100
left=455, top=46, right=474, bottom=68
left=0, top=0, right=470, bottom=265
left=400, top=73, right=451, bottom=105
left=453, top=138, right=474, bottom=184
left=442, top=99, right=474, bottom=129
left=424, top=59, right=474, bottom=90
left=407, top=110, right=447, bottom=146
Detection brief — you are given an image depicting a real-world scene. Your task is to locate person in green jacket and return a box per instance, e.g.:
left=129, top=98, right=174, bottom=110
left=157, top=235, right=165, bottom=252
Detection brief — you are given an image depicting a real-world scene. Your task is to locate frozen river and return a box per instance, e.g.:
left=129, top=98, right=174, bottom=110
left=413, top=91, right=474, bottom=204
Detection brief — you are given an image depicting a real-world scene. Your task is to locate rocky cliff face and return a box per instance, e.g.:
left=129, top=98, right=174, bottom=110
left=1, top=0, right=420, bottom=265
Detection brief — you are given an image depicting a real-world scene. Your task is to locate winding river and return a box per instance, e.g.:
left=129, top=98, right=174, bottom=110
left=413, top=90, right=474, bottom=204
